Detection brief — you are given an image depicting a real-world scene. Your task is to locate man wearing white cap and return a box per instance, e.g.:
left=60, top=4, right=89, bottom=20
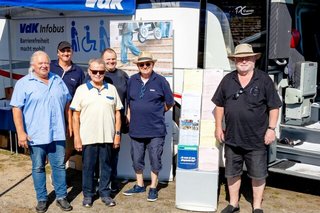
left=212, top=43, right=282, bottom=213
left=123, top=52, right=174, bottom=202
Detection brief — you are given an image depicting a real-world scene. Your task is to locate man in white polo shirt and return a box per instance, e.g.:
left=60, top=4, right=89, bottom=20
left=70, top=58, right=123, bottom=208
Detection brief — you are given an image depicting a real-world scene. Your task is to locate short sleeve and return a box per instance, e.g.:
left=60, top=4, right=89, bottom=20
left=264, top=75, right=282, bottom=109
left=162, top=78, right=174, bottom=106
left=60, top=79, right=72, bottom=102
left=114, top=87, right=124, bottom=110
left=211, top=78, right=226, bottom=107
left=10, top=79, right=26, bottom=108
left=70, top=86, right=82, bottom=111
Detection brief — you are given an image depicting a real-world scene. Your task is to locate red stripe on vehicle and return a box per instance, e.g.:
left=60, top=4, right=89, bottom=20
left=0, top=69, right=25, bottom=80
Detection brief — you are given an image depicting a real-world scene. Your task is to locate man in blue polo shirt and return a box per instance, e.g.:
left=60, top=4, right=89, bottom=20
left=50, top=41, right=85, bottom=163
left=123, top=52, right=174, bottom=202
left=10, top=51, right=72, bottom=212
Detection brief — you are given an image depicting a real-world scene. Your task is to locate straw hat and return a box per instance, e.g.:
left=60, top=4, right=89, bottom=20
left=228, top=43, right=261, bottom=60
left=133, top=51, right=157, bottom=64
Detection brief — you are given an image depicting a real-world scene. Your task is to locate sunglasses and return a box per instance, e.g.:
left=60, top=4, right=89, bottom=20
left=233, top=88, right=244, bottom=100
left=235, top=56, right=254, bottom=62
left=138, top=62, right=152, bottom=68
left=90, top=69, right=105, bottom=75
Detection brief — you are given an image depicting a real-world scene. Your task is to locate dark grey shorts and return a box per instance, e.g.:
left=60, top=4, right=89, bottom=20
left=224, top=144, right=268, bottom=180
left=130, top=137, right=165, bottom=173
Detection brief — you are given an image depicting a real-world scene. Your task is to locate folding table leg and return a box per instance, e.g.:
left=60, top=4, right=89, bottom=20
left=9, top=130, right=13, bottom=154
left=15, top=133, right=18, bottom=154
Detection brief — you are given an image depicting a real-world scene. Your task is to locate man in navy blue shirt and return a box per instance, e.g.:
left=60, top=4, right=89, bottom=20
left=101, top=48, right=129, bottom=192
left=123, top=52, right=174, bottom=202
left=50, top=41, right=85, bottom=162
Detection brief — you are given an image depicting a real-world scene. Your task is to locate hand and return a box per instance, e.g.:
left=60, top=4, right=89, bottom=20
left=113, top=135, right=121, bottom=149
left=74, top=137, right=82, bottom=152
left=264, top=129, right=276, bottom=145
left=215, top=127, right=225, bottom=143
left=17, top=132, right=31, bottom=149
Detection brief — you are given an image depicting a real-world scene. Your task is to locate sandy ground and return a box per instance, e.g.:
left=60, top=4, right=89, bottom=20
left=0, top=149, right=319, bottom=213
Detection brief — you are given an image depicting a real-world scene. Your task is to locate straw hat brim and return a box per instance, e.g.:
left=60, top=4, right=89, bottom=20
left=133, top=59, right=157, bottom=64
left=228, top=53, right=261, bottom=60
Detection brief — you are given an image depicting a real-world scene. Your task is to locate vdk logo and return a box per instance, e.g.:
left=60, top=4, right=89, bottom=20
left=85, top=0, right=124, bottom=10
left=20, top=23, right=39, bottom=33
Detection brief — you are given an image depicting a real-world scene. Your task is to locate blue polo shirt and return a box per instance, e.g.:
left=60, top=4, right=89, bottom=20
left=127, top=71, right=174, bottom=138
left=10, top=72, right=71, bottom=145
left=50, top=60, right=85, bottom=97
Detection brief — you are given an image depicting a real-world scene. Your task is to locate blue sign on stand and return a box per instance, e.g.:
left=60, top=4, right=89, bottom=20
left=177, top=145, right=198, bottom=170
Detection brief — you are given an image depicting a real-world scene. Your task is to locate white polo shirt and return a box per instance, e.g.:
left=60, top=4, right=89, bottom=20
left=70, top=82, right=123, bottom=145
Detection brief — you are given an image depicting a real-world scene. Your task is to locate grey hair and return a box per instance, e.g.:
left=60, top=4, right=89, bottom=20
left=28, top=51, right=51, bottom=73
left=88, top=58, right=106, bottom=68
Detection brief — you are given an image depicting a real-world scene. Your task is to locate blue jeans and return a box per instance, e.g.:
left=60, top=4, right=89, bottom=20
left=121, top=32, right=140, bottom=64
left=82, top=143, right=112, bottom=198
left=110, top=147, right=120, bottom=183
left=29, top=141, right=67, bottom=201
left=160, top=22, right=169, bottom=38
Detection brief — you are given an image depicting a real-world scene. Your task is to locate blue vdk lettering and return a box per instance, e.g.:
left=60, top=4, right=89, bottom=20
left=20, top=23, right=39, bottom=33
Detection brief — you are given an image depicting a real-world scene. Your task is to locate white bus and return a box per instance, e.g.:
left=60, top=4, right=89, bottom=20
left=1, top=0, right=320, bottom=180
left=135, top=0, right=320, bottom=180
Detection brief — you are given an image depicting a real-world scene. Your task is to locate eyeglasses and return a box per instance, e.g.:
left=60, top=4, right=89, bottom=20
left=140, top=84, right=146, bottom=99
left=138, top=62, right=151, bottom=68
left=233, top=88, right=244, bottom=100
left=90, top=69, right=105, bottom=75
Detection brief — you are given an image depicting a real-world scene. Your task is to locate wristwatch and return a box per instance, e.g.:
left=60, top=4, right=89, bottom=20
left=115, top=131, right=121, bottom=136
left=268, top=126, right=276, bottom=131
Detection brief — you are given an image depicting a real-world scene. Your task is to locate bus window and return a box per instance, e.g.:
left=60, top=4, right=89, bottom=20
left=206, top=0, right=267, bottom=70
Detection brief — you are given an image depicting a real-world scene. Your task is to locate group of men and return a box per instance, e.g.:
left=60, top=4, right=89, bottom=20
left=10, top=41, right=281, bottom=213
left=10, top=41, right=174, bottom=212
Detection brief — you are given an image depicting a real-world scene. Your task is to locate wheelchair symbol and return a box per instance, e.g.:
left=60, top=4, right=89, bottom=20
left=82, top=25, right=97, bottom=52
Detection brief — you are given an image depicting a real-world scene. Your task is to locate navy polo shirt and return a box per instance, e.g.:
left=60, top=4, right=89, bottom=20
left=127, top=71, right=174, bottom=138
left=104, top=68, right=129, bottom=133
left=212, top=69, right=282, bottom=150
left=50, top=60, right=85, bottom=97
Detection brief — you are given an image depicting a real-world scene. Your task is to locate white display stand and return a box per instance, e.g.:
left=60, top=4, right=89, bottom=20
left=175, top=69, right=220, bottom=211
left=176, top=169, right=218, bottom=211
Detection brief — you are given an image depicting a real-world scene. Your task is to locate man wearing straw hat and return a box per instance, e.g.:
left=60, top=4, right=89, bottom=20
left=123, top=51, right=174, bottom=202
left=212, top=43, right=282, bottom=213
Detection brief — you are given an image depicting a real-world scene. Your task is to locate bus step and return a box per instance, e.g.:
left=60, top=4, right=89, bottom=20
left=268, top=160, right=320, bottom=181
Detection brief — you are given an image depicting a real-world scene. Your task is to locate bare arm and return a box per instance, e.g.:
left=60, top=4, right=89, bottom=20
left=264, top=108, right=279, bottom=145
left=126, top=105, right=131, bottom=123
left=72, top=110, right=82, bottom=152
left=113, top=110, right=121, bottom=149
left=12, top=107, right=30, bottom=148
left=65, top=102, right=73, bottom=137
left=165, top=103, right=174, bottom=112
left=214, top=106, right=225, bottom=143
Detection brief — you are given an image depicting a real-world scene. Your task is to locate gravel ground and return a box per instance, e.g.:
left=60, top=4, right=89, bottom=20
left=0, top=149, right=319, bottom=213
